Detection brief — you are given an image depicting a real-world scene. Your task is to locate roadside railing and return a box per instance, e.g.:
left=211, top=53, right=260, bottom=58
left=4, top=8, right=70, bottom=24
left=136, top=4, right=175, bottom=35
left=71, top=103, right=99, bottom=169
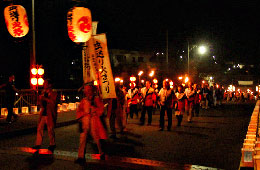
left=0, top=89, right=83, bottom=115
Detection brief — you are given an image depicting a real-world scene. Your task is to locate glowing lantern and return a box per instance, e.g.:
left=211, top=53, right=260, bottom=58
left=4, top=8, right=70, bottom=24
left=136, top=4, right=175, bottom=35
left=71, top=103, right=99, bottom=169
left=4, top=5, right=29, bottom=37
left=67, top=7, right=92, bottom=43
left=31, top=68, right=38, bottom=75
left=94, top=80, right=98, bottom=86
left=31, top=78, right=37, bottom=86
left=38, top=68, right=44, bottom=75
left=130, top=76, right=136, bottom=82
left=185, top=77, right=189, bottom=83
left=38, top=78, right=44, bottom=86
left=153, top=79, right=158, bottom=84
left=115, top=77, right=121, bottom=82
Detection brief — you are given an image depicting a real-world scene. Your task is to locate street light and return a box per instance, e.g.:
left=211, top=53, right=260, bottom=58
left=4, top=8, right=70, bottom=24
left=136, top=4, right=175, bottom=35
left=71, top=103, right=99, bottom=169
left=198, top=46, right=207, bottom=54
left=187, top=42, right=208, bottom=75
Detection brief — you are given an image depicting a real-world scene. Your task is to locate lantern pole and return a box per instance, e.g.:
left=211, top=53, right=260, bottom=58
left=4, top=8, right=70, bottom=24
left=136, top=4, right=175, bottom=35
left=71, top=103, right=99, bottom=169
left=31, top=0, right=36, bottom=66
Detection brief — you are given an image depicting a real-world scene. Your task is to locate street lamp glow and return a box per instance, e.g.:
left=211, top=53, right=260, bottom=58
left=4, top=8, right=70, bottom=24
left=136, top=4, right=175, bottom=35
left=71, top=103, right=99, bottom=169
left=198, top=46, right=207, bottom=54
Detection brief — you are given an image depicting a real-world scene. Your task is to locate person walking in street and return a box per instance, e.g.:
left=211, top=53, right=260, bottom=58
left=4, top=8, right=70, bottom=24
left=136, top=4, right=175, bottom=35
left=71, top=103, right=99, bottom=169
left=127, top=83, right=140, bottom=119
left=201, top=83, right=209, bottom=109
left=75, top=83, right=107, bottom=164
left=0, top=74, right=19, bottom=123
left=107, top=84, right=125, bottom=139
left=193, top=84, right=201, bottom=117
left=140, top=81, right=156, bottom=126
left=33, top=79, right=57, bottom=152
left=184, top=82, right=195, bottom=123
left=158, top=80, right=174, bottom=131
left=175, top=85, right=186, bottom=126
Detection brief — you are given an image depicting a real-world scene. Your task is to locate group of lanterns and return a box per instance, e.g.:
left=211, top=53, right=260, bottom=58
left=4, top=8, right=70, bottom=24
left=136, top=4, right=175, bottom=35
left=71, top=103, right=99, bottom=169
left=4, top=3, right=93, bottom=89
left=4, top=4, right=92, bottom=42
left=30, top=65, right=44, bottom=88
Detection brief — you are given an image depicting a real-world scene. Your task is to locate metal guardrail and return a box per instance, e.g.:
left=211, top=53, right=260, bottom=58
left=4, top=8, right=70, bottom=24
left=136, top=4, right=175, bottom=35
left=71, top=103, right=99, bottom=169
left=0, top=89, right=83, bottom=113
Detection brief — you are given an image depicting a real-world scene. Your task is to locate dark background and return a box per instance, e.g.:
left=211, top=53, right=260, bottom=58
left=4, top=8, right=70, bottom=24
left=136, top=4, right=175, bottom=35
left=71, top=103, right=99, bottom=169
left=0, top=0, right=259, bottom=88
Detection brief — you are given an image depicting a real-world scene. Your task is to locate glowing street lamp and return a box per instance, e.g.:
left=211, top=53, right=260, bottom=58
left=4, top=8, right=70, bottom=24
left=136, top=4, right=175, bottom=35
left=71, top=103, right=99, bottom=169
left=187, top=42, right=208, bottom=74
left=198, top=45, right=207, bottom=54
left=30, top=65, right=44, bottom=89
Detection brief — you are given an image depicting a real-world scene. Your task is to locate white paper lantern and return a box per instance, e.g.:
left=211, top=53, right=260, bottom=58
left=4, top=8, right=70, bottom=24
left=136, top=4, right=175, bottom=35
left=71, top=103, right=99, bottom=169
left=67, top=7, right=92, bottom=43
left=4, top=5, right=29, bottom=37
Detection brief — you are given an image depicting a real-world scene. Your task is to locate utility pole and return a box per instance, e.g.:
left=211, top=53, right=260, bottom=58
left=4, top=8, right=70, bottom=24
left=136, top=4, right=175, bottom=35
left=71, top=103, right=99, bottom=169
left=187, top=40, right=190, bottom=75
left=166, top=30, right=169, bottom=75
left=31, top=0, right=36, bottom=66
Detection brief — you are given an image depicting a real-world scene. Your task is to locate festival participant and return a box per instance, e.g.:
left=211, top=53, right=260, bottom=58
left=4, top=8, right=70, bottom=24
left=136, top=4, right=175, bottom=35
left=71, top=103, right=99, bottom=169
left=33, top=79, right=57, bottom=152
left=127, top=83, right=140, bottom=119
left=158, top=80, right=174, bottom=131
left=107, top=84, right=125, bottom=139
left=184, top=82, right=195, bottom=123
left=193, top=84, right=201, bottom=117
left=175, top=85, right=186, bottom=126
left=75, top=83, right=107, bottom=164
left=0, top=74, right=19, bottom=123
left=140, top=81, right=156, bottom=126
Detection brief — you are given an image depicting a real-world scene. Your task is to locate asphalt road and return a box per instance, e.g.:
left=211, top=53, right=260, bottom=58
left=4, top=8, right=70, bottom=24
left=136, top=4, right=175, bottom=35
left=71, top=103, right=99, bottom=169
left=0, top=102, right=255, bottom=170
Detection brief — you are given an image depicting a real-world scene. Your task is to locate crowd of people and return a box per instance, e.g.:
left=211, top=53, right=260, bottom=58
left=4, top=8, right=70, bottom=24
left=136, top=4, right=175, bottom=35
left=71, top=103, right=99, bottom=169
left=0, top=75, right=255, bottom=165
left=71, top=79, right=230, bottom=164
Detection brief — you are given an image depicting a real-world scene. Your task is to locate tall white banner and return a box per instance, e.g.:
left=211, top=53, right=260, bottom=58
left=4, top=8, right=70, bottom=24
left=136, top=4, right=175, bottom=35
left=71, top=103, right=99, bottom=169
left=93, top=33, right=116, bottom=99
left=82, top=39, right=98, bottom=83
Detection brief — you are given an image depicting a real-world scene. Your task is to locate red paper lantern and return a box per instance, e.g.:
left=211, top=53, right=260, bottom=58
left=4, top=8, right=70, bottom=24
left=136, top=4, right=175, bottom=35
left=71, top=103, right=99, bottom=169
left=67, top=7, right=92, bottom=43
left=4, top=5, right=29, bottom=37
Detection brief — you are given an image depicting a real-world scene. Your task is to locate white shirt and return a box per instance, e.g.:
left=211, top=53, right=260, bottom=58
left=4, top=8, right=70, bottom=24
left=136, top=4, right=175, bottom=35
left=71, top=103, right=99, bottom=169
left=127, top=88, right=139, bottom=98
left=185, top=88, right=195, bottom=98
left=158, top=88, right=172, bottom=105
left=140, top=87, right=154, bottom=98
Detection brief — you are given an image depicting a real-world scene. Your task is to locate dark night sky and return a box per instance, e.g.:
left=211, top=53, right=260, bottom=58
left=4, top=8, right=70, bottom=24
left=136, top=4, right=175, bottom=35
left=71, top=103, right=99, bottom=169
left=0, top=0, right=259, bottom=88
